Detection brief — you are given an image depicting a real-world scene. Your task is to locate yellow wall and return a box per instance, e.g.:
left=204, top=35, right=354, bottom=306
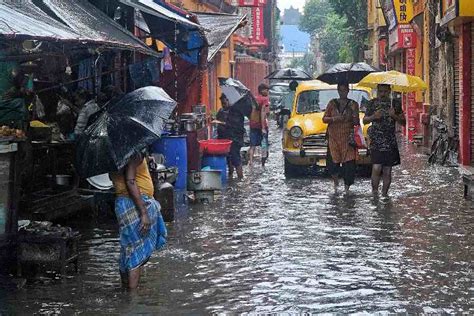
left=368, top=0, right=375, bottom=26
left=377, top=8, right=387, bottom=27
left=460, top=0, right=474, bottom=17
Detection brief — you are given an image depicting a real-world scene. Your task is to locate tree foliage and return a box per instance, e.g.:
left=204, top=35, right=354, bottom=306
left=319, top=12, right=350, bottom=65
left=299, top=0, right=332, bottom=34
left=288, top=52, right=316, bottom=75
left=299, top=0, right=368, bottom=65
left=327, top=0, right=368, bottom=61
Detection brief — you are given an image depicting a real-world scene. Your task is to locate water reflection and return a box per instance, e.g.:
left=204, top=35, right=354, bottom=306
left=2, top=127, right=473, bottom=314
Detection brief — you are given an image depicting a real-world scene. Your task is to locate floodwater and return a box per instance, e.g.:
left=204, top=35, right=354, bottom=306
left=1, top=125, right=473, bottom=314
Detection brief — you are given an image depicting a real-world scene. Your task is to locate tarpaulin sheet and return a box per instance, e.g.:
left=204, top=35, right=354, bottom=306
left=38, top=0, right=157, bottom=55
left=0, top=0, right=157, bottom=56
left=195, top=13, right=245, bottom=61
left=120, top=0, right=206, bottom=65
left=0, top=1, right=82, bottom=41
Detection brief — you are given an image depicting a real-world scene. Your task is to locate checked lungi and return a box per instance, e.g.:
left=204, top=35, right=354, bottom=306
left=115, top=195, right=167, bottom=273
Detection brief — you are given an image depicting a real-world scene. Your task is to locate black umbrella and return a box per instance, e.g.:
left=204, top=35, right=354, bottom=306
left=265, top=68, right=313, bottom=80
left=219, top=77, right=257, bottom=117
left=317, top=62, right=379, bottom=85
left=75, top=86, right=177, bottom=178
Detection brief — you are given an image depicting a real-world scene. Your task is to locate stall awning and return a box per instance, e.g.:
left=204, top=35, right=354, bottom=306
left=0, top=1, right=82, bottom=42
left=120, top=0, right=207, bottom=65
left=0, top=0, right=158, bottom=57
left=120, top=0, right=202, bottom=30
left=35, top=0, right=156, bottom=55
left=195, top=13, right=245, bottom=62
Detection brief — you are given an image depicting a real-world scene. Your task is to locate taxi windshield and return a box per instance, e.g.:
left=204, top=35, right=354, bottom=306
left=296, top=89, right=370, bottom=114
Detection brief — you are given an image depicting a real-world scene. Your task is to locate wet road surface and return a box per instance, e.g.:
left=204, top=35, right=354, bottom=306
left=1, top=125, right=473, bottom=314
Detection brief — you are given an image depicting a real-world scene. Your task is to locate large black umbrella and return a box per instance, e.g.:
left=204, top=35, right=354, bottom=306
left=265, top=68, right=313, bottom=80
left=75, top=86, right=177, bottom=178
left=219, top=77, right=257, bottom=117
left=317, top=62, right=379, bottom=84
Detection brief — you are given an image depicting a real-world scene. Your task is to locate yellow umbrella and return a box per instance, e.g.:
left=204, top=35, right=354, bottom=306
left=358, top=70, right=428, bottom=93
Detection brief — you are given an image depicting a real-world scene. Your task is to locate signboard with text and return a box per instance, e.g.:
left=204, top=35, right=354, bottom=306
left=406, top=48, right=417, bottom=141
left=389, top=24, right=416, bottom=51
left=250, top=6, right=267, bottom=46
left=380, top=0, right=414, bottom=30
left=379, top=39, right=388, bottom=67
left=238, top=0, right=266, bottom=6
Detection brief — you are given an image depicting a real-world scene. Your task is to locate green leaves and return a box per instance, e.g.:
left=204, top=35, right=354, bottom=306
left=299, top=0, right=368, bottom=65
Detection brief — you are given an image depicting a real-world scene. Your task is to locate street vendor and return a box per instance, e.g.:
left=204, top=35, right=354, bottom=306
left=216, top=93, right=231, bottom=139
left=110, top=151, right=167, bottom=289
left=73, top=89, right=99, bottom=136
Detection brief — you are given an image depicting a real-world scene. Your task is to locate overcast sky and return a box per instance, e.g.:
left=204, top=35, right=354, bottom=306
left=277, top=0, right=305, bottom=12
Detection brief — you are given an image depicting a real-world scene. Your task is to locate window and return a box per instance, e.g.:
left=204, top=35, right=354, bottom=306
left=296, top=89, right=370, bottom=114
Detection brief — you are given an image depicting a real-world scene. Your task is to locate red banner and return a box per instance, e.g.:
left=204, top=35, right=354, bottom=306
left=406, top=48, right=417, bottom=141
left=250, top=6, right=267, bottom=46
left=378, top=39, right=387, bottom=67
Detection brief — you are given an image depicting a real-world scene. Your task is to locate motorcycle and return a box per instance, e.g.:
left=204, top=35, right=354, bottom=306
left=275, top=97, right=291, bottom=128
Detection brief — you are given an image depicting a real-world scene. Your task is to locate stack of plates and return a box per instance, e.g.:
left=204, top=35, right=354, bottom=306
left=87, top=174, right=113, bottom=190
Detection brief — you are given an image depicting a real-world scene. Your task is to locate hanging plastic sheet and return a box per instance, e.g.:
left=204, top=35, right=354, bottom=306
left=119, top=0, right=207, bottom=65
left=129, top=58, right=160, bottom=88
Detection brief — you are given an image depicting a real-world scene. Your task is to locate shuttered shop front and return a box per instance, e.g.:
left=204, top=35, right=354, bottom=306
left=471, top=25, right=474, bottom=163
left=454, top=39, right=460, bottom=139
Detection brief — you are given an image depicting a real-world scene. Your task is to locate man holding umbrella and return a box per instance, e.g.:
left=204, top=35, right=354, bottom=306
left=76, top=86, right=174, bottom=289
left=219, top=77, right=257, bottom=180
left=363, top=84, right=406, bottom=199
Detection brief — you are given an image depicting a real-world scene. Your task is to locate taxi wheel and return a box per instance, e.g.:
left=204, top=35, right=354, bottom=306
left=284, top=158, right=301, bottom=177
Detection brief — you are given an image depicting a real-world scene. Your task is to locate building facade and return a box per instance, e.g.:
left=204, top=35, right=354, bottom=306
left=367, top=0, right=474, bottom=167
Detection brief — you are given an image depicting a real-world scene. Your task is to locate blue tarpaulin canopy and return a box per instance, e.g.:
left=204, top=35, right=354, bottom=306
left=120, top=0, right=207, bottom=65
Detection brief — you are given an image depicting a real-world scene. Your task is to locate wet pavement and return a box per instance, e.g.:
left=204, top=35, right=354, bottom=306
left=1, top=124, right=473, bottom=314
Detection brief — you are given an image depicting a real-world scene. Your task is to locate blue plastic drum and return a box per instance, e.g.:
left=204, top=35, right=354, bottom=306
left=202, top=155, right=227, bottom=185
left=152, top=136, right=188, bottom=190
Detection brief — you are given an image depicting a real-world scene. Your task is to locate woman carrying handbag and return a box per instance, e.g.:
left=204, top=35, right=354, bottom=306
left=322, top=83, right=360, bottom=194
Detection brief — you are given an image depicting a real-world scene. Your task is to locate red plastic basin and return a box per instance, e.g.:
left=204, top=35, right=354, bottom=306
left=199, top=139, right=233, bottom=155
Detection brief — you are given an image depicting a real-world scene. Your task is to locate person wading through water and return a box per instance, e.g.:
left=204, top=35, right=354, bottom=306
left=363, top=84, right=406, bottom=200
left=110, top=152, right=167, bottom=289
left=322, top=83, right=360, bottom=194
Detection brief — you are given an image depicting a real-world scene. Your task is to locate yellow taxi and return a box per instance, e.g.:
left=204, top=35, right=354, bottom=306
left=282, top=80, right=373, bottom=175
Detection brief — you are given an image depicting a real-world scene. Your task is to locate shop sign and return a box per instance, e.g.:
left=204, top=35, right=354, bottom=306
left=406, top=48, right=417, bottom=141
left=238, top=0, right=266, bottom=6
left=380, top=0, right=397, bottom=30
left=250, top=6, right=267, bottom=46
left=389, top=24, right=416, bottom=51
left=378, top=38, right=388, bottom=66
left=380, top=0, right=414, bottom=30
left=440, top=0, right=474, bottom=26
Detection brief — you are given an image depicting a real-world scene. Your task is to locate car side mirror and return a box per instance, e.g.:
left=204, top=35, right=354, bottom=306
left=289, top=80, right=298, bottom=91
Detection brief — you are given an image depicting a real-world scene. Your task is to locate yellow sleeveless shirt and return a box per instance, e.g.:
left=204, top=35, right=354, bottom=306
left=110, top=159, right=154, bottom=197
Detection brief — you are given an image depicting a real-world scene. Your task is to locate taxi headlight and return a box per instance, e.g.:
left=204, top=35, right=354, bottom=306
left=289, top=126, right=303, bottom=139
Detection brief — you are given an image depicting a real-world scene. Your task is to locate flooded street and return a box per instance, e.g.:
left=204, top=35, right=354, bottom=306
left=2, top=125, right=473, bottom=314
